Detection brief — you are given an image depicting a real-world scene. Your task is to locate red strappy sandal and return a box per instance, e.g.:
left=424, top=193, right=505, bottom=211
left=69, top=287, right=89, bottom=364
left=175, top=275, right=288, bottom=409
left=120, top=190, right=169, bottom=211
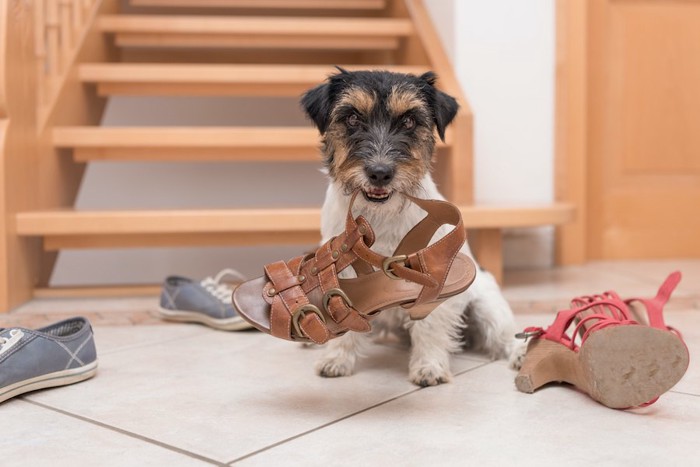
left=232, top=191, right=477, bottom=345
left=515, top=272, right=690, bottom=409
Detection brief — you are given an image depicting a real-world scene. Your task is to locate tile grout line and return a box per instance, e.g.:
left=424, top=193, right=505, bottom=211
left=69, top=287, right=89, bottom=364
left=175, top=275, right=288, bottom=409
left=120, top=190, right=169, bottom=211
left=97, top=328, right=213, bottom=357
left=670, top=389, right=700, bottom=398
left=226, top=361, right=493, bottom=465
left=23, top=399, right=227, bottom=467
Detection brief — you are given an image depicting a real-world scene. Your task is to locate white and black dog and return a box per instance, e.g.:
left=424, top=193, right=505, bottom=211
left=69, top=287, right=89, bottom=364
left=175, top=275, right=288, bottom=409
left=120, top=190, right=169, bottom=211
left=301, top=68, right=523, bottom=386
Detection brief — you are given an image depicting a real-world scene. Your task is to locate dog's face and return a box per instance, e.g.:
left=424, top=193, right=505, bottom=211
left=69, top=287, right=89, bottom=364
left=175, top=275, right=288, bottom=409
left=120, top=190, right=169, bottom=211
left=301, top=69, right=458, bottom=204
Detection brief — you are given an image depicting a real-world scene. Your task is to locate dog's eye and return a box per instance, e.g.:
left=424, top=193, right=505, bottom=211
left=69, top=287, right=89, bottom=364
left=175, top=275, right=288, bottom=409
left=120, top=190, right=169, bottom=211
left=347, top=114, right=360, bottom=128
left=402, top=116, right=416, bottom=130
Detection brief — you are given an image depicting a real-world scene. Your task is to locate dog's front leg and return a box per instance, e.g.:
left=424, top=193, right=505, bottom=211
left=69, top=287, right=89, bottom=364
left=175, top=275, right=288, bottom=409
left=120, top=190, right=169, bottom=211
left=407, top=295, right=466, bottom=386
left=315, top=331, right=371, bottom=378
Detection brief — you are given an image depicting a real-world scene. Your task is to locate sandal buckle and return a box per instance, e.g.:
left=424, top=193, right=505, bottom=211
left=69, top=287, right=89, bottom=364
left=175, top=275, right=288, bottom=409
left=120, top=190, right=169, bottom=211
left=382, top=255, right=408, bottom=280
left=292, top=304, right=326, bottom=337
left=515, top=329, right=544, bottom=342
left=322, top=288, right=353, bottom=312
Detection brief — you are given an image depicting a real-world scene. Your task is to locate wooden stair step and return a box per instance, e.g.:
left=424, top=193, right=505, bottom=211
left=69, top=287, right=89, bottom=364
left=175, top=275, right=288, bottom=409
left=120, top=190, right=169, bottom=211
left=129, top=0, right=387, bottom=10
left=79, top=64, right=430, bottom=96
left=15, top=204, right=575, bottom=250
left=100, top=15, right=412, bottom=50
left=53, top=127, right=322, bottom=162
left=52, top=126, right=450, bottom=162
left=19, top=208, right=323, bottom=250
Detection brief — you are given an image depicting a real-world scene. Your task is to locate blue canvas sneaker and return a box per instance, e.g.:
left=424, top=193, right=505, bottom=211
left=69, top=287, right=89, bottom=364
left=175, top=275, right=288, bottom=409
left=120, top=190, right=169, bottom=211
left=0, top=317, right=98, bottom=404
left=158, top=269, right=254, bottom=331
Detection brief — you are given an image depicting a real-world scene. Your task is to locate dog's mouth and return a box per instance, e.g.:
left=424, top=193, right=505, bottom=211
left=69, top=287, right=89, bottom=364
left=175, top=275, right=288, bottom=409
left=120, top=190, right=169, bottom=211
left=362, top=187, right=393, bottom=203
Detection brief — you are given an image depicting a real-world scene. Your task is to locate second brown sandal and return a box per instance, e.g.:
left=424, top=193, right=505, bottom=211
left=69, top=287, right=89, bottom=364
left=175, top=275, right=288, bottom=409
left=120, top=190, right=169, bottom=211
left=232, top=190, right=477, bottom=344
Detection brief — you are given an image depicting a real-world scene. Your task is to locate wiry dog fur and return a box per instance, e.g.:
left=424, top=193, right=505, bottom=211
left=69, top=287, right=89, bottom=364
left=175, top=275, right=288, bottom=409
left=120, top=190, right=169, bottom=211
left=301, top=69, right=524, bottom=386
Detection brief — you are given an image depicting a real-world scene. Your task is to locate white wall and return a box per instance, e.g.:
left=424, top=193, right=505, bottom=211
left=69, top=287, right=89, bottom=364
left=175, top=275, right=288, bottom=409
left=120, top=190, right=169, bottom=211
left=453, top=1, right=554, bottom=205
left=427, top=0, right=556, bottom=268
left=51, top=2, right=555, bottom=286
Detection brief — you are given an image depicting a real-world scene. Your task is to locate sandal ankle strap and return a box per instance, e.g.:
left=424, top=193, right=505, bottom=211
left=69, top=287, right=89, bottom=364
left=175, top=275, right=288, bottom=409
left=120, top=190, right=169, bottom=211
left=344, top=191, right=466, bottom=307
left=624, top=271, right=682, bottom=333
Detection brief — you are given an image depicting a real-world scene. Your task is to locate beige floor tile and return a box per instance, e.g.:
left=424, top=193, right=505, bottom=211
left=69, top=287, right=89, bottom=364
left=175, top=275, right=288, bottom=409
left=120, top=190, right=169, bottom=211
left=92, top=324, right=212, bottom=355
left=502, top=264, right=665, bottom=303
left=4, top=259, right=697, bottom=465
left=590, top=259, right=700, bottom=297
left=236, top=361, right=700, bottom=466
left=12, top=296, right=159, bottom=315
left=1, top=400, right=214, bottom=466
left=24, top=326, right=484, bottom=463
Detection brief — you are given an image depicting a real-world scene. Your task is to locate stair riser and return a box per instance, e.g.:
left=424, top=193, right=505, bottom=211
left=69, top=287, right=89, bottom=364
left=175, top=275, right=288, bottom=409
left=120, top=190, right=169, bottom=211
left=95, top=83, right=315, bottom=97
left=129, top=0, right=386, bottom=10
left=114, top=34, right=401, bottom=51
left=43, top=231, right=321, bottom=250
left=72, top=148, right=322, bottom=162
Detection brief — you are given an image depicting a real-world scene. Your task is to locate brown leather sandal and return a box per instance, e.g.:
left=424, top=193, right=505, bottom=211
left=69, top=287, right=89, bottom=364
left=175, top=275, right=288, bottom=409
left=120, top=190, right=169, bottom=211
left=232, top=191, right=477, bottom=344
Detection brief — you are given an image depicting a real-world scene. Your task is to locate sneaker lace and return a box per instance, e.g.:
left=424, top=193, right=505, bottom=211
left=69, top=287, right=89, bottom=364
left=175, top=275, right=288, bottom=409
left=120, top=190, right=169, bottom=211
left=0, top=329, right=24, bottom=355
left=200, top=268, right=247, bottom=304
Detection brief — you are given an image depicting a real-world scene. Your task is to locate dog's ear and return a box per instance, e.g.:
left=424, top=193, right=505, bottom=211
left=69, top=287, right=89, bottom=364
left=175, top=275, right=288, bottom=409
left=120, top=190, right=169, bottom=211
left=301, top=68, right=350, bottom=134
left=419, top=72, right=459, bottom=142
left=301, top=82, right=333, bottom=134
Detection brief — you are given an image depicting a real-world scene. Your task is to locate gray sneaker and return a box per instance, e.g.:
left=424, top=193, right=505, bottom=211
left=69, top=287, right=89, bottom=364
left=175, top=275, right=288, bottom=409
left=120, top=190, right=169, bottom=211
left=0, top=317, right=98, bottom=404
left=158, top=269, right=254, bottom=331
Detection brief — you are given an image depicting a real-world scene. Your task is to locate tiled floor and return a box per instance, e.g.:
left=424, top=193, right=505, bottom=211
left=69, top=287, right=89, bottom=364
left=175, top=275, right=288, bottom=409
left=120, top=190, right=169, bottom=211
left=2, top=260, right=699, bottom=466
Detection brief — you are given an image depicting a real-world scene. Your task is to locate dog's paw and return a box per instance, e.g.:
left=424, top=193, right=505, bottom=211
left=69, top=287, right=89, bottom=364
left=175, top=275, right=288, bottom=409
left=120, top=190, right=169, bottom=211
left=507, top=339, right=528, bottom=370
left=315, top=356, right=355, bottom=378
left=409, top=366, right=452, bottom=387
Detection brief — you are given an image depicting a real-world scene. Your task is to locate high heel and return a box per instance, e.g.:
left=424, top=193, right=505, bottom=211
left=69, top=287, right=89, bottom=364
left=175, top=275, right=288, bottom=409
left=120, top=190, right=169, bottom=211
left=515, top=339, right=581, bottom=394
left=515, top=273, right=690, bottom=409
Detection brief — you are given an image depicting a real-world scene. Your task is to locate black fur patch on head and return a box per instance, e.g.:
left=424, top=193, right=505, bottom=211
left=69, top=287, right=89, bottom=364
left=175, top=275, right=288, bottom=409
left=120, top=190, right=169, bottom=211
left=300, top=69, right=459, bottom=198
left=301, top=69, right=458, bottom=140
left=416, top=71, right=459, bottom=141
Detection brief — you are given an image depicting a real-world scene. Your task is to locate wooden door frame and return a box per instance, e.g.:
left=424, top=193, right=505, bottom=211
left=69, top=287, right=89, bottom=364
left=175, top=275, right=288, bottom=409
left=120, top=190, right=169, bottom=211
left=554, top=0, right=588, bottom=265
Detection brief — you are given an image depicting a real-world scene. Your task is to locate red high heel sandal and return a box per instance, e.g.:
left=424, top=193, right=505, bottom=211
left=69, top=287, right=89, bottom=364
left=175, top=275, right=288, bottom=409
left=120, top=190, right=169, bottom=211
left=515, top=272, right=690, bottom=409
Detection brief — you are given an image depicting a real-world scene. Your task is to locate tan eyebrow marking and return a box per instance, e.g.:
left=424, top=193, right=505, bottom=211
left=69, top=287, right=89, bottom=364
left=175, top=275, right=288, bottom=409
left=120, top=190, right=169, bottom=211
left=334, top=88, right=376, bottom=116
left=387, top=86, right=425, bottom=116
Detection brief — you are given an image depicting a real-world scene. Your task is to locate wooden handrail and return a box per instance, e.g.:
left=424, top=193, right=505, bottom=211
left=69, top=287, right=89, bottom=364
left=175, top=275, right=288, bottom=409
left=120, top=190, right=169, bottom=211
left=35, top=0, right=99, bottom=124
left=1, top=0, right=110, bottom=310
left=1, top=0, right=43, bottom=310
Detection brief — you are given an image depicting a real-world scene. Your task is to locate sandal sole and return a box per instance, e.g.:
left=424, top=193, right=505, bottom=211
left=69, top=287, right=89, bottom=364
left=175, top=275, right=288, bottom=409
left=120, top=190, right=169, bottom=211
left=0, top=360, right=98, bottom=404
left=516, top=326, right=689, bottom=409
left=581, top=325, right=689, bottom=408
left=157, top=307, right=254, bottom=331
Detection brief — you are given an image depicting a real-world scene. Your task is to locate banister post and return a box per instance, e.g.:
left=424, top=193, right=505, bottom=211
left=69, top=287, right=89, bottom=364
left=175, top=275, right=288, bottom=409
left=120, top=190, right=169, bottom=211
left=0, top=0, right=42, bottom=311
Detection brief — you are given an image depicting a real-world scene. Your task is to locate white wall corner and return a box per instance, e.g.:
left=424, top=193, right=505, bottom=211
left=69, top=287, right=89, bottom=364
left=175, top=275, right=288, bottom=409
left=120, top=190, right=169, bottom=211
left=423, top=0, right=456, bottom=62
left=428, top=0, right=556, bottom=269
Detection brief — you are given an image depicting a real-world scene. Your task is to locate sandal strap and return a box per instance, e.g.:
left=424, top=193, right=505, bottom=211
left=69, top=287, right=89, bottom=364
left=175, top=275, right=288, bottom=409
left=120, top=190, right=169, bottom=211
left=265, top=260, right=330, bottom=345
left=529, top=299, right=636, bottom=350
left=263, top=219, right=374, bottom=343
left=314, top=242, right=371, bottom=334
left=262, top=189, right=467, bottom=342
left=624, top=271, right=682, bottom=334
left=345, top=191, right=466, bottom=307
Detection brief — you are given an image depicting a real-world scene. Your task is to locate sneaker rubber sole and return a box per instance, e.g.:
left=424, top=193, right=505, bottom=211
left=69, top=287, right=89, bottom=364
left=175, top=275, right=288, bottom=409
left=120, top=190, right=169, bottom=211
left=157, top=306, right=254, bottom=331
left=0, top=360, right=98, bottom=404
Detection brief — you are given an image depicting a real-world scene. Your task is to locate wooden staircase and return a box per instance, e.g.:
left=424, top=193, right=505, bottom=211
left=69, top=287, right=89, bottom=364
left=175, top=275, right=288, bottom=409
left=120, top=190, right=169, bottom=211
left=0, top=0, right=573, bottom=310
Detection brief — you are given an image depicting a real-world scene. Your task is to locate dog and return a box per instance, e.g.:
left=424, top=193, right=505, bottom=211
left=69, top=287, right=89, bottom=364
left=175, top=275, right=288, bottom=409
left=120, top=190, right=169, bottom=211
left=300, top=68, right=523, bottom=386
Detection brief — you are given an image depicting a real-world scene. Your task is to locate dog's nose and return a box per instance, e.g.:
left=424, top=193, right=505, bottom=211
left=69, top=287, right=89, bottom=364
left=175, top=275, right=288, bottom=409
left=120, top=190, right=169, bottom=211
left=365, top=164, right=394, bottom=187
